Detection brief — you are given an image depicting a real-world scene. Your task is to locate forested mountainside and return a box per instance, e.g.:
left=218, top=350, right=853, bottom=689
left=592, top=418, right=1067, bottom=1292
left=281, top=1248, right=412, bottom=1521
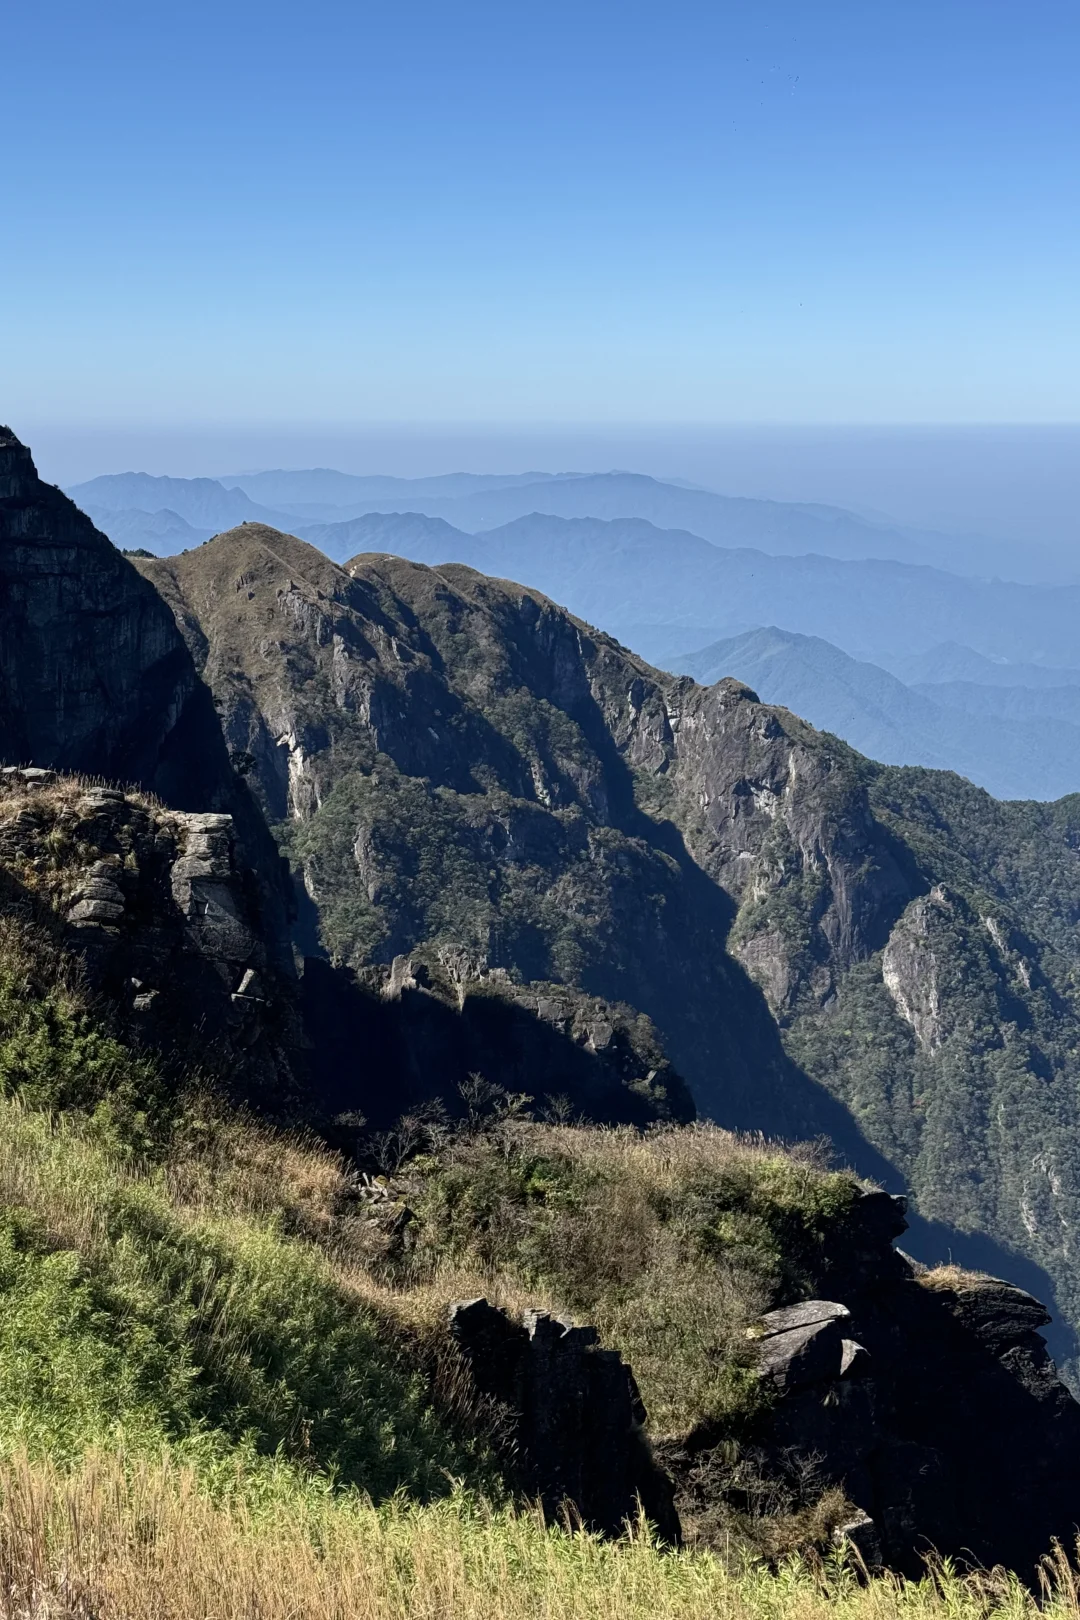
left=136, top=520, right=1080, bottom=1367
left=0, top=432, right=679, bottom=1133
left=9, top=428, right=1080, bottom=1584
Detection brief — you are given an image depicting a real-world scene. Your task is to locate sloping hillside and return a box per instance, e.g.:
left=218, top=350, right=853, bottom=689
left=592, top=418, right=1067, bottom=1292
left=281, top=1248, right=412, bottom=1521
left=136, top=524, right=1080, bottom=1368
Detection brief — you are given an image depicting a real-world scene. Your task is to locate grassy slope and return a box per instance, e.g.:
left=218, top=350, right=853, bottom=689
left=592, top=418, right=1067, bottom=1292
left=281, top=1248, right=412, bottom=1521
left=0, top=1450, right=1069, bottom=1620
left=1, top=903, right=1078, bottom=1611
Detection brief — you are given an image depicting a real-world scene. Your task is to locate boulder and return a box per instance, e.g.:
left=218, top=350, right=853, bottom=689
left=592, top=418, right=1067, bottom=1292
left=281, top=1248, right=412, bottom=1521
left=944, top=1279, right=1051, bottom=1345
left=756, top=1318, right=847, bottom=1392
left=757, top=1299, right=851, bottom=1338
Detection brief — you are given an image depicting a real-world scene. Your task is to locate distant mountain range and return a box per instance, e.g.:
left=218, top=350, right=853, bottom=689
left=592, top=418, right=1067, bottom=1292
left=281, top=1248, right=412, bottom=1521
left=70, top=472, right=297, bottom=533
left=877, top=642, right=1080, bottom=688
left=294, top=509, right=1080, bottom=673
left=80, top=504, right=213, bottom=554
left=68, top=466, right=1057, bottom=580
left=669, top=627, right=1080, bottom=802
left=65, top=471, right=1080, bottom=801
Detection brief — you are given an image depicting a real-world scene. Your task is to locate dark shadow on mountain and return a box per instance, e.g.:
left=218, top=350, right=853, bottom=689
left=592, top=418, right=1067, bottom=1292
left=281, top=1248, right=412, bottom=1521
left=517, top=661, right=1080, bottom=1371
left=300, top=956, right=695, bottom=1144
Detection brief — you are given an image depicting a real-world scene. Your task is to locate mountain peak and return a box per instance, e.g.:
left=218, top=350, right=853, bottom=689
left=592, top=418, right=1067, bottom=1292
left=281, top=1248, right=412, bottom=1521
left=0, top=425, right=38, bottom=501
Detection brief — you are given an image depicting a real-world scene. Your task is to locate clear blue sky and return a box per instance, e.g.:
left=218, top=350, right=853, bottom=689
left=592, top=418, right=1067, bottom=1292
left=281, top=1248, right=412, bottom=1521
left=3, top=0, right=1078, bottom=431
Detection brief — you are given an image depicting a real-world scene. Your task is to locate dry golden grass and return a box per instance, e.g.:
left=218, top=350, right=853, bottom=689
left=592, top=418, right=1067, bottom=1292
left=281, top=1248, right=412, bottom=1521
left=916, top=1265, right=997, bottom=1294
left=0, top=774, right=165, bottom=839
left=0, top=1450, right=1061, bottom=1620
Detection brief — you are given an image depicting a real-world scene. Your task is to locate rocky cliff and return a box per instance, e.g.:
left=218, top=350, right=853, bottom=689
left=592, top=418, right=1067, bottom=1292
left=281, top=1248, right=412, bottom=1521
left=133, top=523, right=1080, bottom=1369
left=0, top=428, right=217, bottom=804
left=677, top=1194, right=1080, bottom=1578
left=136, top=528, right=840, bottom=1140
left=0, top=767, right=303, bottom=1104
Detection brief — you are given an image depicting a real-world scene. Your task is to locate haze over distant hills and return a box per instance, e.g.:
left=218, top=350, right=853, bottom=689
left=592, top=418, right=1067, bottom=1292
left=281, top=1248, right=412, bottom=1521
left=297, top=508, right=1080, bottom=672
left=670, top=627, right=1080, bottom=802
left=66, top=467, right=1080, bottom=802
left=69, top=466, right=1066, bottom=581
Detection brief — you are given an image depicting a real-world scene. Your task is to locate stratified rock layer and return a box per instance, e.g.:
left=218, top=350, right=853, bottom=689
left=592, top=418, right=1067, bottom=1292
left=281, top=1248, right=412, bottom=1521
left=0, top=770, right=302, bottom=1102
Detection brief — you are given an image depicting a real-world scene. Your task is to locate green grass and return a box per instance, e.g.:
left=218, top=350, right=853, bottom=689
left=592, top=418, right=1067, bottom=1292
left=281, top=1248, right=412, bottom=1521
left=384, top=1122, right=862, bottom=1436
left=0, top=1099, right=496, bottom=1500
left=0, top=914, right=497, bottom=1501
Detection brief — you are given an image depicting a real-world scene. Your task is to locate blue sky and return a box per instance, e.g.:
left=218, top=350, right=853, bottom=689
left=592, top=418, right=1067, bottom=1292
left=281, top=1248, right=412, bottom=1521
left=3, top=0, right=1078, bottom=432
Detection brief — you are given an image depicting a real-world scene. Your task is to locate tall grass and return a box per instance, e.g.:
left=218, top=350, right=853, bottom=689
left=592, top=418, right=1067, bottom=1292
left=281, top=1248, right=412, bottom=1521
left=0, top=1097, right=498, bottom=1499
left=0, top=1450, right=1063, bottom=1620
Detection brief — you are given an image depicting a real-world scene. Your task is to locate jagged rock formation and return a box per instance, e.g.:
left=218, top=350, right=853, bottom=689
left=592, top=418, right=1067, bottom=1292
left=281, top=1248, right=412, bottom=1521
left=134, top=527, right=849, bottom=1142
left=0, top=437, right=677, bottom=1130
left=447, top=1196, right=1080, bottom=1577
left=0, top=431, right=302, bottom=996
left=304, top=952, right=691, bottom=1131
left=696, top=1194, right=1080, bottom=1577
left=128, top=522, right=1080, bottom=1371
left=449, top=1297, right=679, bottom=1541
left=0, top=769, right=302, bottom=1100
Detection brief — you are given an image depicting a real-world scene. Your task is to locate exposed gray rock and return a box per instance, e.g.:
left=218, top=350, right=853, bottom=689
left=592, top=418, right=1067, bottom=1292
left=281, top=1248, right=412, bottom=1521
left=945, top=1279, right=1051, bottom=1344
left=755, top=1315, right=848, bottom=1393
left=722, top=1204, right=1080, bottom=1579
left=840, top=1338, right=871, bottom=1378
left=758, top=1300, right=851, bottom=1338
left=449, top=1297, right=679, bottom=1542
left=833, top=1511, right=883, bottom=1571
left=0, top=776, right=303, bottom=1104
left=0, top=428, right=197, bottom=794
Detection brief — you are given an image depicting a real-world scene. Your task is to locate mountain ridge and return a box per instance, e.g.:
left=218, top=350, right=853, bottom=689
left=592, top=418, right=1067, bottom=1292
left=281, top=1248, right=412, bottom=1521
left=131, top=521, right=1080, bottom=1375
left=670, top=626, right=1080, bottom=801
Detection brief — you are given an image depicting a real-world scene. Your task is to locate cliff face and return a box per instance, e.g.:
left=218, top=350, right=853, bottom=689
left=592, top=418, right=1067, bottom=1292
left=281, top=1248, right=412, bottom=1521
left=137, top=529, right=845, bottom=1141
left=0, top=768, right=304, bottom=1104
left=0, top=439, right=694, bottom=1134
left=0, top=429, right=216, bottom=803
left=134, top=524, right=1080, bottom=1367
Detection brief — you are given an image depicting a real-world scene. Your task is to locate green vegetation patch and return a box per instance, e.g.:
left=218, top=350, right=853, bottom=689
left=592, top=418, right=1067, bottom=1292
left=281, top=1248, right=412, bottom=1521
left=382, top=1123, right=862, bottom=1436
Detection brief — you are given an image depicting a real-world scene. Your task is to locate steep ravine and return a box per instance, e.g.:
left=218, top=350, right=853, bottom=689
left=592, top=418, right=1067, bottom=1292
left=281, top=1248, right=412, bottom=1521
left=5, top=437, right=1080, bottom=1574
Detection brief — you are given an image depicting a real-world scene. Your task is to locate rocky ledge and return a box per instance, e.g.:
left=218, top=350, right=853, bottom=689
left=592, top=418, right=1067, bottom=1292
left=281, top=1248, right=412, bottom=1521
left=0, top=769, right=302, bottom=1101
left=670, top=1191, right=1080, bottom=1576
left=453, top=1185, right=1080, bottom=1575
left=449, top=1296, right=679, bottom=1542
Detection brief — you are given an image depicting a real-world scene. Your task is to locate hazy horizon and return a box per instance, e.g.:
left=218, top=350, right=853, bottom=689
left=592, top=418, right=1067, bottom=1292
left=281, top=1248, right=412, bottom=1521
left=25, top=421, right=1080, bottom=557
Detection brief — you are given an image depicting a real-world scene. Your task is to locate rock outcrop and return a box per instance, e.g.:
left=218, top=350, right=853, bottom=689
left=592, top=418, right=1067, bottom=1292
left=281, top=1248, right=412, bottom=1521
left=0, top=769, right=302, bottom=1101
left=677, top=1191, right=1080, bottom=1577
left=449, top=1297, right=679, bottom=1541
left=128, top=521, right=1080, bottom=1373
left=133, top=528, right=860, bottom=1143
